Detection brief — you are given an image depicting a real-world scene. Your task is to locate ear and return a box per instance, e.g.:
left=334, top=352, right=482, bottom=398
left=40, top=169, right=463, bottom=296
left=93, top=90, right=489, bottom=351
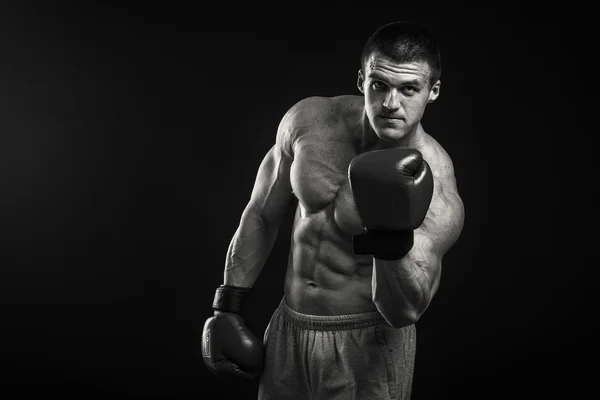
left=427, top=80, right=441, bottom=103
left=357, top=69, right=365, bottom=94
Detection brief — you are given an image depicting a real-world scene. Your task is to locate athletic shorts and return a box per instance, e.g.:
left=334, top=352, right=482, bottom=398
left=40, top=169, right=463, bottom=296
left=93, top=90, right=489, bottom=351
left=257, top=297, right=417, bottom=400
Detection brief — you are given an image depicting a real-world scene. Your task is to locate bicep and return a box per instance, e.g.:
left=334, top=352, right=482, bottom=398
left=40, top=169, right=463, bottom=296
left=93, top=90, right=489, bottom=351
left=243, top=143, right=294, bottom=228
left=417, top=166, right=465, bottom=259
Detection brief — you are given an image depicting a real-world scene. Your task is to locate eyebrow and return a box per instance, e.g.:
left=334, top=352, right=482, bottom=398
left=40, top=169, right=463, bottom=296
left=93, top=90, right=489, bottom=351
left=368, top=73, right=424, bottom=87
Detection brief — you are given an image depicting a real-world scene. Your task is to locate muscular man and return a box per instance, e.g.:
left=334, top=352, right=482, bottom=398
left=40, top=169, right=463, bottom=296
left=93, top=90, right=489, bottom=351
left=202, top=21, right=465, bottom=399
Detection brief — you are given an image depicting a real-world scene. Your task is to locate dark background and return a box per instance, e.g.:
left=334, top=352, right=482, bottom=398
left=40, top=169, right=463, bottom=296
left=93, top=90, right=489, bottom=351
left=0, top=3, right=589, bottom=399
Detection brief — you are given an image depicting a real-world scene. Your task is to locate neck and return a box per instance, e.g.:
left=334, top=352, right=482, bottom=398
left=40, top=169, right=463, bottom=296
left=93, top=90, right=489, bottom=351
left=357, top=110, right=424, bottom=152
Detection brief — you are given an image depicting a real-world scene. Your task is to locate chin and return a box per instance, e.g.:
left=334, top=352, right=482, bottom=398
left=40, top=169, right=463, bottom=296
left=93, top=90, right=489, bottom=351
left=375, top=127, right=408, bottom=142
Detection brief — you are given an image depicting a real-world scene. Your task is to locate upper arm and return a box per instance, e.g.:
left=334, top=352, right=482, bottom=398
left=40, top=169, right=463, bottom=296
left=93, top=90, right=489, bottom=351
left=410, top=148, right=465, bottom=291
left=420, top=152, right=465, bottom=257
left=242, top=106, right=297, bottom=227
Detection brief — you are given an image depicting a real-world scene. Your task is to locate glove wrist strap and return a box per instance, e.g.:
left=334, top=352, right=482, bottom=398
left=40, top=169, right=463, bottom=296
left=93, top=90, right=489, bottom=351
left=353, top=230, right=414, bottom=261
left=212, top=285, right=251, bottom=315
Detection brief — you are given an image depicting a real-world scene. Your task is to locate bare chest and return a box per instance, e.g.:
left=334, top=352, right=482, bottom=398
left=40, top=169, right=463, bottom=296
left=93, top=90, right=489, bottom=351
left=290, top=138, right=364, bottom=234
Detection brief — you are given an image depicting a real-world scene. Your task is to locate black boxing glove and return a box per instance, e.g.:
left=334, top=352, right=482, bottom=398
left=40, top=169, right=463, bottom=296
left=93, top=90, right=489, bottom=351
left=201, top=285, right=264, bottom=379
left=349, top=148, right=434, bottom=260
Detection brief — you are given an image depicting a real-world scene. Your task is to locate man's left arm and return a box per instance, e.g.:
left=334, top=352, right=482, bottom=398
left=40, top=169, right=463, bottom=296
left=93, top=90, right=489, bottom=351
left=372, top=156, right=465, bottom=328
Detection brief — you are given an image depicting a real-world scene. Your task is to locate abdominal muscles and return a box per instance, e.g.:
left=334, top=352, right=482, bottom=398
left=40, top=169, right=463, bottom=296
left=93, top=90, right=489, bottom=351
left=284, top=178, right=377, bottom=315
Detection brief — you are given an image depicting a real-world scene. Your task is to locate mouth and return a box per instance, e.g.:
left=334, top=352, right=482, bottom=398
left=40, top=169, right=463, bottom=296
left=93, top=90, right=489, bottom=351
left=379, top=115, right=404, bottom=122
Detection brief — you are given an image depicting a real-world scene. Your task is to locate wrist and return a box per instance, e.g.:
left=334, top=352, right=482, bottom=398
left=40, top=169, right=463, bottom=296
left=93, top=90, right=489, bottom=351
left=212, top=285, right=252, bottom=315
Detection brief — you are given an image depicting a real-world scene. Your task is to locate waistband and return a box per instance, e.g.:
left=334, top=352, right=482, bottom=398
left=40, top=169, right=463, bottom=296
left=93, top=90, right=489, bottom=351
left=277, top=297, right=388, bottom=331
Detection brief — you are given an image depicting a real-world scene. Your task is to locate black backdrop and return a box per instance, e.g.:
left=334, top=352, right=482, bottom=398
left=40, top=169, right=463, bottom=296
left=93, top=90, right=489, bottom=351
left=0, top=3, right=590, bottom=399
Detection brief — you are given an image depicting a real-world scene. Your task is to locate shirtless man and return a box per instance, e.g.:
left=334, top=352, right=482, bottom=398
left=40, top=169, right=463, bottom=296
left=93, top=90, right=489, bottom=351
left=202, top=21, right=465, bottom=399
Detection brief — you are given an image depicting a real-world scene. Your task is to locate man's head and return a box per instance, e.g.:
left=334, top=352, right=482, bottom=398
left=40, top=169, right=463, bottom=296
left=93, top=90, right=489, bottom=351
left=357, top=21, right=442, bottom=142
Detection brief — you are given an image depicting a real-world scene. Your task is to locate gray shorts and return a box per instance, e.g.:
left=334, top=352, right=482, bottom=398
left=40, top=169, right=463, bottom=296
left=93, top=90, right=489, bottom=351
left=257, top=298, right=416, bottom=400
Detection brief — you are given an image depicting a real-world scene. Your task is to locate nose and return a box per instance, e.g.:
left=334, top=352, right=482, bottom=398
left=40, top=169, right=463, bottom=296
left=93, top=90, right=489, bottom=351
left=382, top=89, right=401, bottom=111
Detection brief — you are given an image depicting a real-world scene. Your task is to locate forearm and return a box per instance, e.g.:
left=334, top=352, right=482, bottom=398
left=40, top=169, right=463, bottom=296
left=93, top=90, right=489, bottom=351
left=371, top=234, right=439, bottom=328
left=223, top=210, right=279, bottom=288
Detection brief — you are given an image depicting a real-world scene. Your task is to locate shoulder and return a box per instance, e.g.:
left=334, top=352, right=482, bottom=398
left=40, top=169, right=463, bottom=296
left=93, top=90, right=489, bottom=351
left=277, top=95, right=362, bottom=154
left=275, top=97, right=329, bottom=157
left=279, top=95, right=361, bottom=129
left=280, top=96, right=332, bottom=126
left=418, top=130, right=465, bottom=224
left=418, top=132, right=457, bottom=185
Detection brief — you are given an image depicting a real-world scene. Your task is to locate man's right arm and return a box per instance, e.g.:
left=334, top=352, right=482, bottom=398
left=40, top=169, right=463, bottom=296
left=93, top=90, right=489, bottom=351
left=202, top=105, right=299, bottom=380
left=222, top=110, right=296, bottom=289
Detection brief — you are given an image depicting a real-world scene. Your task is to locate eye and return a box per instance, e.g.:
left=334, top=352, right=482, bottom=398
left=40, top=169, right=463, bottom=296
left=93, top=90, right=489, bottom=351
left=371, top=81, right=387, bottom=91
left=401, top=86, right=418, bottom=95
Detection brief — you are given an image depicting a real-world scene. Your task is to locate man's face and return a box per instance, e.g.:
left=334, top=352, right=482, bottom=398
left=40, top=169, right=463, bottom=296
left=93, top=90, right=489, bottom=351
left=358, top=51, right=440, bottom=142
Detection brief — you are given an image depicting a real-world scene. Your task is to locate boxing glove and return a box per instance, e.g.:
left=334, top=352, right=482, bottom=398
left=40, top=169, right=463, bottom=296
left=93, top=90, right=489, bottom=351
left=202, top=285, right=264, bottom=379
left=348, top=148, right=434, bottom=260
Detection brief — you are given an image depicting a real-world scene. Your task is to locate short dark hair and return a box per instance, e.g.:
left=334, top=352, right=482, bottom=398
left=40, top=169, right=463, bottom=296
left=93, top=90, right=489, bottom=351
left=360, top=21, right=442, bottom=86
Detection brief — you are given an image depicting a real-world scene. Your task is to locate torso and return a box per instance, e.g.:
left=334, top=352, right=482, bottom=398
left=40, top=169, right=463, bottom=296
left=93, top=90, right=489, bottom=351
left=283, top=95, right=444, bottom=315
